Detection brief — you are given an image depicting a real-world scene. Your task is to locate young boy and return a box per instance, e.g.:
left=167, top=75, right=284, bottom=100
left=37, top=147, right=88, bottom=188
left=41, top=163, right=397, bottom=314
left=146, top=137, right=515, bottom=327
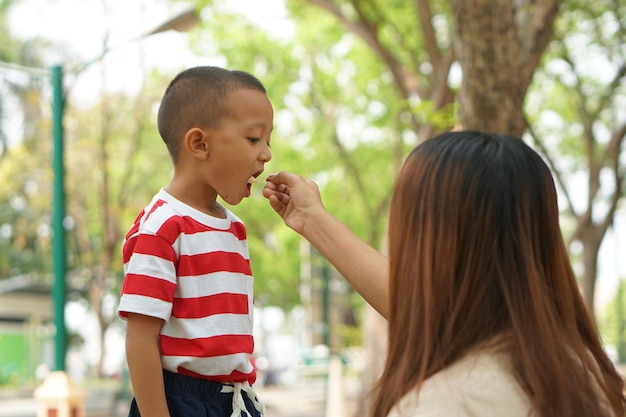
left=117, top=66, right=273, bottom=417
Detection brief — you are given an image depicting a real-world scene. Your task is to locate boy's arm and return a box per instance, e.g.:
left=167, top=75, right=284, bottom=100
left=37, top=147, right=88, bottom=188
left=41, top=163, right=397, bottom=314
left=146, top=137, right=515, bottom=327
left=264, top=172, right=389, bottom=319
left=126, top=313, right=171, bottom=417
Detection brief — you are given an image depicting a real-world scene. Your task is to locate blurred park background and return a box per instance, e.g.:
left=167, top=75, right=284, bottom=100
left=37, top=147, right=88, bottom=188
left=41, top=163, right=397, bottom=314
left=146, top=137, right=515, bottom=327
left=0, top=0, right=625, bottom=416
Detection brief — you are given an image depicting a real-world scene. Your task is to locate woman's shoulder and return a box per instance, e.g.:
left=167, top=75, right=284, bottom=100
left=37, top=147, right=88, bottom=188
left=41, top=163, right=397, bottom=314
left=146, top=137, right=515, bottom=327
left=390, top=345, right=531, bottom=417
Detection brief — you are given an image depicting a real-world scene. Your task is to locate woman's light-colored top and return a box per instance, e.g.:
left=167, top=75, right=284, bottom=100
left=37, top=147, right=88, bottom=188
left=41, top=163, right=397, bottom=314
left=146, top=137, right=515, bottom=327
left=389, top=344, right=531, bottom=417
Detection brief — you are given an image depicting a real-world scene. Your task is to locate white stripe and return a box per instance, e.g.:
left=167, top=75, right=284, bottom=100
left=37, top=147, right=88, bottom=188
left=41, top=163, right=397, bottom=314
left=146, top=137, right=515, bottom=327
left=179, top=230, right=249, bottom=257
left=118, top=294, right=172, bottom=321
left=161, top=313, right=252, bottom=339
left=124, top=253, right=176, bottom=283
left=246, top=277, right=254, bottom=320
left=140, top=202, right=178, bottom=234
left=162, top=352, right=254, bottom=376
left=175, top=272, right=253, bottom=297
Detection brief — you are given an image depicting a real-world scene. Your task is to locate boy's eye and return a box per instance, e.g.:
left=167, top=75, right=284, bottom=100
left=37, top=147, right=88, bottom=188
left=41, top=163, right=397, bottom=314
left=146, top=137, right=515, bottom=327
left=248, top=137, right=260, bottom=143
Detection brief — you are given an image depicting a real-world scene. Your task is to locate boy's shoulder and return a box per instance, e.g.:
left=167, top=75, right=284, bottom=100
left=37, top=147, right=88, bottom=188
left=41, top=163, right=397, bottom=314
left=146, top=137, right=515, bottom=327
left=129, top=189, right=185, bottom=234
left=132, top=189, right=244, bottom=235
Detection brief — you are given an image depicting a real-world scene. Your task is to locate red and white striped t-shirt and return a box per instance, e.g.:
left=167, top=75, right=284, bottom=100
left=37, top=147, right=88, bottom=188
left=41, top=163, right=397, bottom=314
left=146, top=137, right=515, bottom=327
left=117, top=188, right=256, bottom=384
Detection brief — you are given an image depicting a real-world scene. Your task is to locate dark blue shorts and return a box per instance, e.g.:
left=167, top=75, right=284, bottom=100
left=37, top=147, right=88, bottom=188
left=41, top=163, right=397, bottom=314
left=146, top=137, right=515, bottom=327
left=127, top=369, right=263, bottom=417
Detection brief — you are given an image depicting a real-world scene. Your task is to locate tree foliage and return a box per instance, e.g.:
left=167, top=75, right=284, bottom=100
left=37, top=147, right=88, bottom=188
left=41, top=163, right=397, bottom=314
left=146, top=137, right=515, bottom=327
left=1, top=0, right=625, bottom=386
left=526, top=0, right=626, bottom=317
left=602, top=279, right=626, bottom=363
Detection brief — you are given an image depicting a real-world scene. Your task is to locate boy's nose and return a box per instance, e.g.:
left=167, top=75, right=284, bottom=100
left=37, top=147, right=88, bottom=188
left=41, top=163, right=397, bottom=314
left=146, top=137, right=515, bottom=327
left=261, top=147, right=272, bottom=162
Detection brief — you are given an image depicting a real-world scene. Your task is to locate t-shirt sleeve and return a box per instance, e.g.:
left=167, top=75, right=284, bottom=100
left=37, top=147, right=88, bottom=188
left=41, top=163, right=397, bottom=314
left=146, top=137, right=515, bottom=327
left=117, top=231, right=177, bottom=321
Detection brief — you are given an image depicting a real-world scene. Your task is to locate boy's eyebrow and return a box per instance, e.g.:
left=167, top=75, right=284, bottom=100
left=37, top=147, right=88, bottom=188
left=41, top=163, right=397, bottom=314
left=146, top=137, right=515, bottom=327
left=246, top=121, right=274, bottom=133
left=248, top=119, right=272, bottom=127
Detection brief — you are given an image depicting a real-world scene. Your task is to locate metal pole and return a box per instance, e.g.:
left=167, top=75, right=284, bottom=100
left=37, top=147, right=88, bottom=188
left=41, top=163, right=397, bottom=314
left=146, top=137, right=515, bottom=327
left=322, top=263, right=330, bottom=348
left=51, top=64, right=66, bottom=372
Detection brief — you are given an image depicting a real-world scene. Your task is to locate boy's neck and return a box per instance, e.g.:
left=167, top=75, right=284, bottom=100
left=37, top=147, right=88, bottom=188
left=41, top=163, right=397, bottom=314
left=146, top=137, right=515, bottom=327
left=165, top=182, right=225, bottom=219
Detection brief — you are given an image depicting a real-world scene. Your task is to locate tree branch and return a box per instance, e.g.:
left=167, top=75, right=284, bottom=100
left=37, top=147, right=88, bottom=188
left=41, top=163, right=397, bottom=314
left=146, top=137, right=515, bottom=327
left=514, top=0, right=561, bottom=87
left=526, top=122, right=578, bottom=220
left=599, top=122, right=626, bottom=236
left=307, top=0, right=420, bottom=98
left=415, top=0, right=441, bottom=70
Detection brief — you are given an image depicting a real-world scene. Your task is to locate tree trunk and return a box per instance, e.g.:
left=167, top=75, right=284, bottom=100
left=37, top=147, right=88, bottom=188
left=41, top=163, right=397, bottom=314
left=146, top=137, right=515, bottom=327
left=575, top=217, right=608, bottom=323
left=355, top=306, right=387, bottom=416
left=580, top=235, right=600, bottom=323
left=450, top=0, right=560, bottom=137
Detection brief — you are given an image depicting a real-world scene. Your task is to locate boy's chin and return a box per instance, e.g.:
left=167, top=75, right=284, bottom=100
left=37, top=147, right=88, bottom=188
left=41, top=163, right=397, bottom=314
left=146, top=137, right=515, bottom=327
left=220, top=195, right=245, bottom=206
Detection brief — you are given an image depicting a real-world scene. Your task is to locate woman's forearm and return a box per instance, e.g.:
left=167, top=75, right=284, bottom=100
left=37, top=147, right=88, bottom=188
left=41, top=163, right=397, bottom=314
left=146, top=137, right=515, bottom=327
left=302, top=208, right=389, bottom=319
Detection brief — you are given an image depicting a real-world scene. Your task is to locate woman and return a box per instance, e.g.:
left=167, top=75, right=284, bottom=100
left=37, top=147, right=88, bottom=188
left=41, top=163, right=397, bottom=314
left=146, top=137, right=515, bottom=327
left=263, top=131, right=626, bottom=416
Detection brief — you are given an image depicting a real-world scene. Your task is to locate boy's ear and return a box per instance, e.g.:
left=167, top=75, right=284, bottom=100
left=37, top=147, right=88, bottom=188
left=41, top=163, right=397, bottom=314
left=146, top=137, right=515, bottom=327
left=184, top=127, right=209, bottom=160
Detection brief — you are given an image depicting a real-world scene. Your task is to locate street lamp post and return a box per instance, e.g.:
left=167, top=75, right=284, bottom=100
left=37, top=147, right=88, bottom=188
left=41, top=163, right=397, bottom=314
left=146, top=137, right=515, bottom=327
left=51, top=65, right=66, bottom=371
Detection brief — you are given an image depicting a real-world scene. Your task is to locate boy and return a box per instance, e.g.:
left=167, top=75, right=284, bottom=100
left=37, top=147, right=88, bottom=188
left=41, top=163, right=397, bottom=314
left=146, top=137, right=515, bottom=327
left=117, top=66, right=273, bottom=417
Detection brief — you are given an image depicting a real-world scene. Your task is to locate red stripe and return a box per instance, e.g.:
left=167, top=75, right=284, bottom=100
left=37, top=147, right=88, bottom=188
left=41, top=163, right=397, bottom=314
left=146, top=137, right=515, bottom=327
left=129, top=234, right=177, bottom=260
left=167, top=214, right=247, bottom=239
left=230, top=222, right=247, bottom=240
left=178, top=251, right=251, bottom=276
left=151, top=203, right=247, bottom=241
left=125, top=210, right=145, bottom=239
left=122, top=275, right=176, bottom=301
left=123, top=200, right=248, bottom=264
left=122, top=210, right=146, bottom=264
left=122, top=241, right=134, bottom=264
left=161, top=334, right=254, bottom=357
left=176, top=366, right=256, bottom=384
left=172, top=293, right=249, bottom=318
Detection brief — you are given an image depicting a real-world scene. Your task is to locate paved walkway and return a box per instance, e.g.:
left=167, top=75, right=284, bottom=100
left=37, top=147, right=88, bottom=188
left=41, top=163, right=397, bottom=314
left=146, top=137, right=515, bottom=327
left=0, top=374, right=359, bottom=417
left=258, top=377, right=326, bottom=417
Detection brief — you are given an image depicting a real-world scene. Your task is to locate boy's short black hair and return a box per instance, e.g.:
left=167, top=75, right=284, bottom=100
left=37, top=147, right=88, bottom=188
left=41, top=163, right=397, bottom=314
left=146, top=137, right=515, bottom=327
left=157, top=66, right=267, bottom=161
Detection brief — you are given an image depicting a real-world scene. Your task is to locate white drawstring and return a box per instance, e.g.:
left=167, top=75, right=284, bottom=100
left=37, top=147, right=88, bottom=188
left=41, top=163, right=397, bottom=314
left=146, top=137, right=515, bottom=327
left=220, top=382, right=265, bottom=417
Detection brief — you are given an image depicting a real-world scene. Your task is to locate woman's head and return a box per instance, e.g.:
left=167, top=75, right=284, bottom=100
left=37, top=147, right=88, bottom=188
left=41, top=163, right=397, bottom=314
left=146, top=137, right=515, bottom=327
left=377, top=130, right=624, bottom=417
left=388, top=131, right=569, bottom=350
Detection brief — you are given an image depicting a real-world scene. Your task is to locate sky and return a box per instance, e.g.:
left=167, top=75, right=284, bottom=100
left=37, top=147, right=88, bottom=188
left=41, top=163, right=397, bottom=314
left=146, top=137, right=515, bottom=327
left=7, top=0, right=291, bottom=106
left=3, top=0, right=206, bottom=146
left=9, top=1, right=194, bottom=100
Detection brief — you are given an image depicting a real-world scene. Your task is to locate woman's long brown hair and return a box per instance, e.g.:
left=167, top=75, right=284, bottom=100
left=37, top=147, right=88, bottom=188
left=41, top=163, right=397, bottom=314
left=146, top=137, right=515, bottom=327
left=371, top=131, right=626, bottom=417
